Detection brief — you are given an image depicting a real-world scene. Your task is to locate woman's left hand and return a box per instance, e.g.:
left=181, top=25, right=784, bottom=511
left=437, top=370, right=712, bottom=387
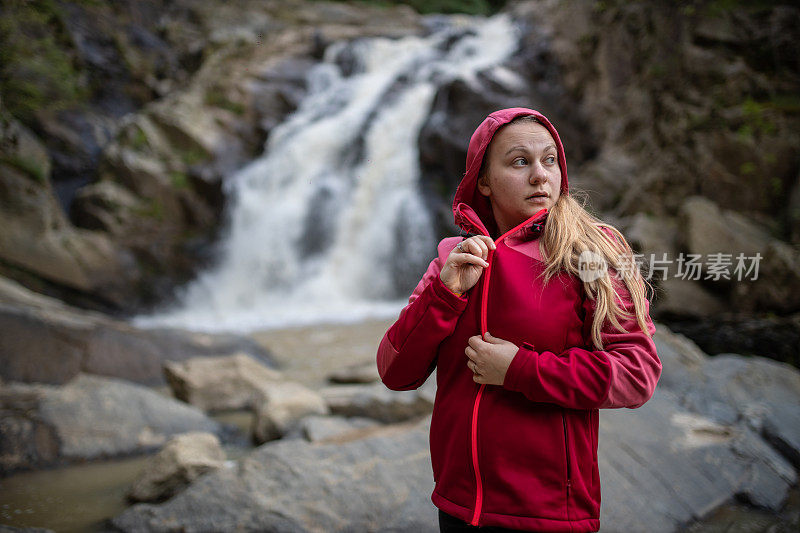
left=465, top=332, right=519, bottom=385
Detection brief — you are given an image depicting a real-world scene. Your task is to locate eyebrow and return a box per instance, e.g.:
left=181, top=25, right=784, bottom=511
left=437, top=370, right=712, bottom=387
left=504, top=144, right=557, bottom=156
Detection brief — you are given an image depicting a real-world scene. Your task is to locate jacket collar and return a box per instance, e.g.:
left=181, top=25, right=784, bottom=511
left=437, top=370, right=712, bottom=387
left=454, top=203, right=548, bottom=242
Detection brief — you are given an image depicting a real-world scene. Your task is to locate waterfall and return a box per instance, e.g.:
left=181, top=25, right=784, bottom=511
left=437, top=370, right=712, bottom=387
left=133, top=14, right=520, bottom=333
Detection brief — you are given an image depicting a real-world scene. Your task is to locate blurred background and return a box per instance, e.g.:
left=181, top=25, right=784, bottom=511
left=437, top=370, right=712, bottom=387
left=1, top=0, right=798, bottom=531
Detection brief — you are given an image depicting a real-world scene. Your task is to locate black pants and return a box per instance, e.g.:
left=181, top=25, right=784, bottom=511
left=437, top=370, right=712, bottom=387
left=438, top=510, right=525, bottom=532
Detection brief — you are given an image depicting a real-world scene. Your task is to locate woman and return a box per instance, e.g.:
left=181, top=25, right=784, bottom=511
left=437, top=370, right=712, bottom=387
left=376, top=108, right=661, bottom=532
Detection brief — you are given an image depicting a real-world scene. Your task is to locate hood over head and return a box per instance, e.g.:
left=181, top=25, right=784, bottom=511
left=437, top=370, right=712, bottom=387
left=452, top=107, right=568, bottom=237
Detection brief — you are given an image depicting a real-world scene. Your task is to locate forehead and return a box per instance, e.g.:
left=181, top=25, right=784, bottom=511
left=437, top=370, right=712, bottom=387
left=490, top=122, right=556, bottom=152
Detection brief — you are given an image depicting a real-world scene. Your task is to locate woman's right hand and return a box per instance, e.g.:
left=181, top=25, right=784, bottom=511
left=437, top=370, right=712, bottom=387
left=440, top=236, right=496, bottom=295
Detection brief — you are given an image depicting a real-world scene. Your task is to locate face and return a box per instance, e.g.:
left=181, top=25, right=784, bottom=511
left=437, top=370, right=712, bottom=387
left=477, top=121, right=562, bottom=235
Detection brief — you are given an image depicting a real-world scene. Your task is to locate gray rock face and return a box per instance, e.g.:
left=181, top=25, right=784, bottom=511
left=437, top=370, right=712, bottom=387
left=0, top=374, right=222, bottom=474
left=0, top=278, right=274, bottom=386
left=127, top=432, right=226, bottom=503
left=655, top=326, right=800, bottom=468
left=0, top=115, right=136, bottom=310
left=599, top=388, right=796, bottom=532
left=111, top=417, right=438, bottom=533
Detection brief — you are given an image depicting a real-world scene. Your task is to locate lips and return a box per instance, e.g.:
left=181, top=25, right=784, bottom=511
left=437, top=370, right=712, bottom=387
left=526, top=192, right=548, bottom=199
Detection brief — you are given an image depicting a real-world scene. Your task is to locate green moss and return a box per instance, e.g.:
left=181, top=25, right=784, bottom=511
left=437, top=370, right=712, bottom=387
left=739, top=161, right=756, bottom=175
left=205, top=87, right=246, bottom=116
left=133, top=198, right=165, bottom=221
left=179, top=145, right=208, bottom=166
left=129, top=126, right=149, bottom=151
left=0, top=155, right=47, bottom=183
left=770, top=176, right=782, bottom=195
left=0, top=1, right=89, bottom=125
left=169, top=170, right=190, bottom=190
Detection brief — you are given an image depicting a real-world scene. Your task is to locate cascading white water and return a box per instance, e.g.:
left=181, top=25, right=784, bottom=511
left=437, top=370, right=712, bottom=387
left=133, top=14, right=520, bottom=333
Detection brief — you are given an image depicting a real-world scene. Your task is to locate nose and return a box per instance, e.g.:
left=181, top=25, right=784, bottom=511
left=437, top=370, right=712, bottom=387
left=529, top=162, right=548, bottom=184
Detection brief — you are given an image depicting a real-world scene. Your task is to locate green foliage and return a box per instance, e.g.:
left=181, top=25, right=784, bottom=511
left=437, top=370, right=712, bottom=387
left=169, top=170, right=190, bottom=190
left=205, top=87, right=246, bottom=116
left=0, top=155, right=47, bottom=183
left=179, top=145, right=208, bottom=166
left=0, top=0, right=88, bottom=125
left=740, top=97, right=778, bottom=137
left=739, top=161, right=755, bottom=175
left=134, top=198, right=165, bottom=221
left=129, top=126, right=149, bottom=151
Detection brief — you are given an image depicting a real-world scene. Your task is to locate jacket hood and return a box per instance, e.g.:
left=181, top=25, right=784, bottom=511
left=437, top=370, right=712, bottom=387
left=452, top=107, right=569, bottom=237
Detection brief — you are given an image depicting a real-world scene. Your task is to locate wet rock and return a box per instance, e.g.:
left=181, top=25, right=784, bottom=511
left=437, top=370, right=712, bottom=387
left=0, top=374, right=222, bottom=474
left=252, top=381, right=329, bottom=444
left=164, top=353, right=282, bottom=412
left=127, top=431, right=226, bottom=503
left=655, top=324, right=800, bottom=471
left=111, top=417, right=437, bottom=532
left=0, top=277, right=275, bottom=386
left=0, top=115, right=137, bottom=311
left=599, top=388, right=796, bottom=531
left=320, top=379, right=435, bottom=423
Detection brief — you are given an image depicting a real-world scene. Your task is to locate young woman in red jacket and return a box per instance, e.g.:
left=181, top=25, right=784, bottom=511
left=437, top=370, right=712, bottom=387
left=377, top=108, right=661, bottom=532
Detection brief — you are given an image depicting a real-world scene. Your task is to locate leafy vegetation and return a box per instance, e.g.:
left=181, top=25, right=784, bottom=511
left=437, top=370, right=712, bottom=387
left=0, top=0, right=89, bottom=125
left=0, top=155, right=47, bottom=183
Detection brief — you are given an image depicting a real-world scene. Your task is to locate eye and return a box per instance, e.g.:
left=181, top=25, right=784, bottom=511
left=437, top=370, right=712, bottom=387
left=512, top=157, right=528, bottom=166
left=544, top=155, right=556, bottom=165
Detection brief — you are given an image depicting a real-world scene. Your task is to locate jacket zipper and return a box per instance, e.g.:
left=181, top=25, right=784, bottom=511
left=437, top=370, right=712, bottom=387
left=459, top=206, right=548, bottom=527
left=562, top=410, right=572, bottom=524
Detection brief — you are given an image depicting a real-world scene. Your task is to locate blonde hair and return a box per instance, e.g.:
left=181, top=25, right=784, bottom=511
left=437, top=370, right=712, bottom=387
left=480, top=115, right=654, bottom=350
left=541, top=193, right=654, bottom=350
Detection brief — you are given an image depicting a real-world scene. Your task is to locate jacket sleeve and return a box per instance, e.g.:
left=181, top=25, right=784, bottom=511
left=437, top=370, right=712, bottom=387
left=502, top=269, right=661, bottom=410
left=377, top=238, right=468, bottom=391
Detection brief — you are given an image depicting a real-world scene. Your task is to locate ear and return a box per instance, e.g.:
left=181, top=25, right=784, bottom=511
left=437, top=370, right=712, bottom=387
left=477, top=175, right=491, bottom=197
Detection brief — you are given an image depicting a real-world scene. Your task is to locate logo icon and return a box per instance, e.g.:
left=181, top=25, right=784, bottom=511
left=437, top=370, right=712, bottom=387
left=578, top=251, right=607, bottom=282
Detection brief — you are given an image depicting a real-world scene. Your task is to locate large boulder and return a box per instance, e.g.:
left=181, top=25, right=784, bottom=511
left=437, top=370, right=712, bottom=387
left=680, top=196, right=800, bottom=313
left=655, top=326, right=800, bottom=468
left=0, top=374, right=223, bottom=474
left=599, top=389, right=795, bottom=531
left=163, top=353, right=282, bottom=412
